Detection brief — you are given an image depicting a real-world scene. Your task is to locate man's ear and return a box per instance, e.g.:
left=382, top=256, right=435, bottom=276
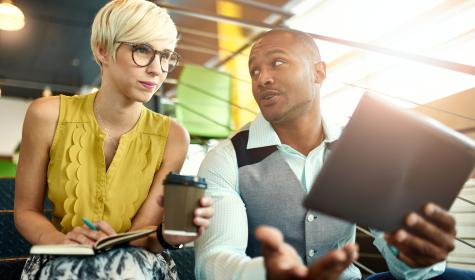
left=95, top=44, right=110, bottom=66
left=313, top=61, right=326, bottom=84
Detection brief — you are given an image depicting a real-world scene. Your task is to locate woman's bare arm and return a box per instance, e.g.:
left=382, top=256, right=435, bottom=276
left=128, top=119, right=190, bottom=252
left=14, top=96, right=66, bottom=245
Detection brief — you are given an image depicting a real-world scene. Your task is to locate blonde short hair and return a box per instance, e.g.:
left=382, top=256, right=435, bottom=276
left=90, top=0, right=178, bottom=66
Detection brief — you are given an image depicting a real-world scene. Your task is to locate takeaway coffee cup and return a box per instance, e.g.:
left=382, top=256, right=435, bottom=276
left=163, top=172, right=207, bottom=236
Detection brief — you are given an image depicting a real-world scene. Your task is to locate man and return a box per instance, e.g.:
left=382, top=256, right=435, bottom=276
left=195, top=28, right=468, bottom=280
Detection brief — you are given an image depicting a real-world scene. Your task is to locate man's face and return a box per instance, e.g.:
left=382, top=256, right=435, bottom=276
left=248, top=32, right=322, bottom=124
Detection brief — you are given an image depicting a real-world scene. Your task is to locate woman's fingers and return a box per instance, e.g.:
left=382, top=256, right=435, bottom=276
left=193, top=216, right=210, bottom=229
left=65, top=220, right=116, bottom=245
left=194, top=205, right=214, bottom=219
left=95, top=220, right=117, bottom=236
left=193, top=196, right=214, bottom=229
left=66, top=228, right=95, bottom=245
left=199, top=196, right=213, bottom=207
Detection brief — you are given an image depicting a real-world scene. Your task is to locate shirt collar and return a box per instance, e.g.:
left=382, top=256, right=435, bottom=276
left=247, top=113, right=343, bottom=150
left=321, top=113, right=343, bottom=144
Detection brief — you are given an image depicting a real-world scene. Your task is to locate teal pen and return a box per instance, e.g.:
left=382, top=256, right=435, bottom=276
left=82, top=217, right=98, bottom=231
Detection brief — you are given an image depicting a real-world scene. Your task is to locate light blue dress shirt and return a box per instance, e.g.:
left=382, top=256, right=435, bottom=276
left=195, top=113, right=445, bottom=280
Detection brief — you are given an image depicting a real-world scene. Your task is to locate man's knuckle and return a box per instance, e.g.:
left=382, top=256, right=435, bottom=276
left=447, top=242, right=455, bottom=252
left=448, top=219, right=456, bottom=229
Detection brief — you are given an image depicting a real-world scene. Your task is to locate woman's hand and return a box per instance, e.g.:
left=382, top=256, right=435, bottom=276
left=193, top=196, right=214, bottom=235
left=163, top=196, right=214, bottom=245
left=63, top=220, right=117, bottom=246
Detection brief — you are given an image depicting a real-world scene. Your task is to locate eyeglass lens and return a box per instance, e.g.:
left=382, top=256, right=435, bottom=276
left=132, top=44, right=179, bottom=72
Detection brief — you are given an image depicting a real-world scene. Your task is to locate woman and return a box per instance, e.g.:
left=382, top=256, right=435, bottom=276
left=14, top=0, right=213, bottom=279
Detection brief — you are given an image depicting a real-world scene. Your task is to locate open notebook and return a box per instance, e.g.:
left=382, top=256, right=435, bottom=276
left=30, top=228, right=155, bottom=255
left=304, top=93, right=475, bottom=232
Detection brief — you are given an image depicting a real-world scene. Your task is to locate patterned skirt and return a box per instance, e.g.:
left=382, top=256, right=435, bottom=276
left=21, top=246, right=177, bottom=280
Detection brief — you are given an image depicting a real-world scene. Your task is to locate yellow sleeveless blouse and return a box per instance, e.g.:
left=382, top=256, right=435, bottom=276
left=47, top=93, right=170, bottom=233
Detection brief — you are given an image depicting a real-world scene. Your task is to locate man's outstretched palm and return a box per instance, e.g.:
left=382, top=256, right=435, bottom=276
left=255, top=226, right=359, bottom=280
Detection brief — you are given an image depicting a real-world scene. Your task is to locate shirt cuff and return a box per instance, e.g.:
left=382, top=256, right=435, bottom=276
left=372, top=231, right=446, bottom=280
left=237, top=257, right=266, bottom=280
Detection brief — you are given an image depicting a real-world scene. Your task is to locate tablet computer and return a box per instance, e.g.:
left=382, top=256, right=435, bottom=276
left=303, top=93, right=475, bottom=232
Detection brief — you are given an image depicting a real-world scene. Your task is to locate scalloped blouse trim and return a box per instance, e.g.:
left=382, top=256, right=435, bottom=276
left=60, top=123, right=87, bottom=233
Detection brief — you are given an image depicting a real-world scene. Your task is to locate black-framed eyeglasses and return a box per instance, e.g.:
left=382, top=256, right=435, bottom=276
left=116, top=41, right=180, bottom=73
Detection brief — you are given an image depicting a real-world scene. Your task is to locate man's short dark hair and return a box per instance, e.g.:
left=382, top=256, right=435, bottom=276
left=255, top=28, right=321, bottom=61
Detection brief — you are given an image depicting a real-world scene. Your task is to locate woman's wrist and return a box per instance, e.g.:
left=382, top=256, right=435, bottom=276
left=38, top=230, right=66, bottom=245
left=156, top=223, right=183, bottom=250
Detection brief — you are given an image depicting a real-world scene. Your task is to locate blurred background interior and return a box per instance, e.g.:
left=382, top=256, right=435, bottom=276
left=0, top=0, right=474, bottom=277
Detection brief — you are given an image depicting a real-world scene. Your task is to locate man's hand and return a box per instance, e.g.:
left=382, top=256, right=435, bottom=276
left=385, top=203, right=456, bottom=267
left=307, top=244, right=359, bottom=280
left=256, top=226, right=307, bottom=280
left=255, top=226, right=359, bottom=280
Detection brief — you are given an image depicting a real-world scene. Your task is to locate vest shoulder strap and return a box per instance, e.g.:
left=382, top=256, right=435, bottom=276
left=231, top=130, right=278, bottom=168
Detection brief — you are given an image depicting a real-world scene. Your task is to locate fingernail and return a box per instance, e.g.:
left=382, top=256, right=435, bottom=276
left=425, top=204, right=435, bottom=215
left=407, top=213, right=418, bottom=226
left=395, top=230, right=407, bottom=242
left=196, top=209, right=201, bottom=216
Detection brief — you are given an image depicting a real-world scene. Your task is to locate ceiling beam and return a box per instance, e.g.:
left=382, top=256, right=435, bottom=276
left=156, top=2, right=475, bottom=76
left=155, top=1, right=280, bottom=30
left=227, top=0, right=294, bottom=18
left=0, top=78, right=79, bottom=93
left=176, top=44, right=219, bottom=56
left=177, top=27, right=246, bottom=44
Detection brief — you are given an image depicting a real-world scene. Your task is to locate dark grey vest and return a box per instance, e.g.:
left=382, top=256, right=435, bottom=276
left=231, top=129, right=357, bottom=266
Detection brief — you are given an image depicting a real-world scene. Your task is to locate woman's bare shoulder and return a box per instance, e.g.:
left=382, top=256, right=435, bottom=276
left=168, top=119, right=190, bottom=148
left=26, top=96, right=60, bottom=124
left=23, top=96, right=60, bottom=143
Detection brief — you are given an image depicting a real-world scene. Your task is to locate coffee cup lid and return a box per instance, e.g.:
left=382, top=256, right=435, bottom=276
left=164, top=172, right=207, bottom=188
